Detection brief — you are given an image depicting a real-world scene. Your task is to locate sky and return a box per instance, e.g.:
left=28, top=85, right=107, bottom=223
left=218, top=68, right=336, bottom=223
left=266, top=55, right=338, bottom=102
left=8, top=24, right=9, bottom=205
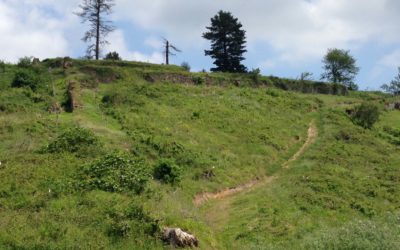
left=1, top=0, right=400, bottom=90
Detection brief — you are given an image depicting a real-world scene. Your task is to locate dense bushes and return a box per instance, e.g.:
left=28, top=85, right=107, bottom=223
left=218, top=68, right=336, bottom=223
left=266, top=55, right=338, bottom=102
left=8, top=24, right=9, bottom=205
left=11, top=70, right=40, bottom=90
left=43, top=127, right=100, bottom=154
left=80, top=152, right=150, bottom=194
left=17, top=56, right=33, bottom=68
left=264, top=76, right=348, bottom=95
left=0, top=60, right=5, bottom=72
left=104, top=51, right=122, bottom=61
left=153, top=159, right=182, bottom=185
left=351, top=102, right=380, bottom=129
left=106, top=203, right=160, bottom=238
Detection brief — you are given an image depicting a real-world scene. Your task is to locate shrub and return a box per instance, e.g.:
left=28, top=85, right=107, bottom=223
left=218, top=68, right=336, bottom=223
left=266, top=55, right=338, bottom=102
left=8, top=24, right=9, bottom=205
left=351, top=102, right=380, bottom=129
left=0, top=60, right=5, bottom=72
left=181, top=61, right=191, bottom=72
left=104, top=51, right=122, bottom=61
left=106, top=203, right=160, bottom=238
left=17, top=56, right=33, bottom=68
left=153, top=159, right=181, bottom=185
left=11, top=70, right=40, bottom=90
left=44, top=127, right=100, bottom=153
left=192, top=76, right=205, bottom=85
left=81, top=152, right=150, bottom=194
left=249, top=68, right=261, bottom=84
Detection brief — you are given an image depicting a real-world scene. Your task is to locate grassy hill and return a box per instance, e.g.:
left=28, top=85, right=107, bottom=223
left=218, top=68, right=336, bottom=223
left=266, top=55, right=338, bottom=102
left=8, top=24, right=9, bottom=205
left=0, top=59, right=399, bottom=249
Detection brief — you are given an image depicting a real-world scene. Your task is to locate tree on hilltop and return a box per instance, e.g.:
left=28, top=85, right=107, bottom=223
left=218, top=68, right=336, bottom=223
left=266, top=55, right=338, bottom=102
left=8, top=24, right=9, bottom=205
left=163, top=38, right=181, bottom=65
left=203, top=11, right=247, bottom=73
left=75, top=0, right=115, bottom=60
left=321, top=48, right=359, bottom=90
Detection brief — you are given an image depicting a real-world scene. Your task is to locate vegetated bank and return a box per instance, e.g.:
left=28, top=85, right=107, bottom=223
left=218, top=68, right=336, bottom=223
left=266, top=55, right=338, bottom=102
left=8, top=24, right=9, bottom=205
left=0, top=58, right=398, bottom=249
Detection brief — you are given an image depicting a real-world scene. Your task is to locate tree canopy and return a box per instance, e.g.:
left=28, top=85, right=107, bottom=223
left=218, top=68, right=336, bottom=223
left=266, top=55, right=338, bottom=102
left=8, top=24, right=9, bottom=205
left=203, top=11, right=247, bottom=73
left=321, top=48, right=359, bottom=90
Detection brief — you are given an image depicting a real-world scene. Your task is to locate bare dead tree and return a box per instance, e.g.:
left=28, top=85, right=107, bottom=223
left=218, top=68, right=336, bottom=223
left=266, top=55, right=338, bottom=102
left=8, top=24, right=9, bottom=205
left=163, top=38, right=181, bottom=65
left=75, top=0, right=115, bottom=60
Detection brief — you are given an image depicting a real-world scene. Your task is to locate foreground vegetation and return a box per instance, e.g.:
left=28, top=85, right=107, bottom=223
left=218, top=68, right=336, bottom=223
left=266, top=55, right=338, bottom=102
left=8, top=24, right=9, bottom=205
left=0, top=59, right=399, bottom=249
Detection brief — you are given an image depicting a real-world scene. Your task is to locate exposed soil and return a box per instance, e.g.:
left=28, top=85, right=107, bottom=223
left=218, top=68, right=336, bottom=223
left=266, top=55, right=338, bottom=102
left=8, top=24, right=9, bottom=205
left=193, top=177, right=275, bottom=206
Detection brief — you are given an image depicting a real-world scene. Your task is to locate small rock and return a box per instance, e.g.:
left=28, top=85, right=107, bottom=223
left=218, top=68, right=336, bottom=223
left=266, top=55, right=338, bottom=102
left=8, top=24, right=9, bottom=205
left=63, top=57, right=73, bottom=69
left=163, top=228, right=199, bottom=248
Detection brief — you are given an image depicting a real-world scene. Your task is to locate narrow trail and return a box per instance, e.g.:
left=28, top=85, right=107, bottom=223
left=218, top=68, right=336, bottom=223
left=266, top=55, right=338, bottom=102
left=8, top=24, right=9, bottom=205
left=193, top=121, right=317, bottom=206
left=282, top=121, right=318, bottom=169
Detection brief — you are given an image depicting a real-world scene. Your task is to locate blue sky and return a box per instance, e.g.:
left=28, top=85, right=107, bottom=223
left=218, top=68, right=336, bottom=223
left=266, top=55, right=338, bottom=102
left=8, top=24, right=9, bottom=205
left=1, top=0, right=400, bottom=90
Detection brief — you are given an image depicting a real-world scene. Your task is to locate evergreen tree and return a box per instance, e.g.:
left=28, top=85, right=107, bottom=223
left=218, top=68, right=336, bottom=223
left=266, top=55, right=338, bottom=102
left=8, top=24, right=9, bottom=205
left=203, top=11, right=247, bottom=73
left=76, top=0, right=115, bottom=60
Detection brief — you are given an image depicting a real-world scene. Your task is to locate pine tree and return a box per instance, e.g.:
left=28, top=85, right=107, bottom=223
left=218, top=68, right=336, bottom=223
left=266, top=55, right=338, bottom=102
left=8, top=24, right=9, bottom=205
left=203, top=11, right=247, bottom=73
left=75, top=0, right=115, bottom=60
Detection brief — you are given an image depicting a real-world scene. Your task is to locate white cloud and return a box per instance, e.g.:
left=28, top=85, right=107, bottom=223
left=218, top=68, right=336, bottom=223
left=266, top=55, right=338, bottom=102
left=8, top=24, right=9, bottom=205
left=115, top=0, right=400, bottom=63
left=369, top=49, right=400, bottom=84
left=259, top=59, right=276, bottom=69
left=144, top=37, right=164, bottom=50
left=0, top=1, right=70, bottom=62
left=105, top=30, right=163, bottom=63
left=378, top=49, right=400, bottom=69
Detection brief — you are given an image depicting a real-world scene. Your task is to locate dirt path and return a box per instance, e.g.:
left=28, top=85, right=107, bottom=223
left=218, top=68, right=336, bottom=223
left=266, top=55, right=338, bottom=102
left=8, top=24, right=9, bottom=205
left=193, top=121, right=317, bottom=206
left=193, top=177, right=275, bottom=206
left=282, top=121, right=318, bottom=169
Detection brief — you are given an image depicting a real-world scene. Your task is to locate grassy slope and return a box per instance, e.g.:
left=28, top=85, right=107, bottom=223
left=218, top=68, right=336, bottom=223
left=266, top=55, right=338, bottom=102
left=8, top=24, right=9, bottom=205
left=0, top=60, right=399, bottom=249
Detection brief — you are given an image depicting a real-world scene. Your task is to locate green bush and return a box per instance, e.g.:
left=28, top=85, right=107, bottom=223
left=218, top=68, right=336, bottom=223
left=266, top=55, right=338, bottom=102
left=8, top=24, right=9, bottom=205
left=43, top=127, right=100, bottom=153
left=0, top=60, right=5, bottom=72
left=181, top=61, right=191, bottom=72
left=249, top=68, right=261, bottom=84
left=17, top=56, right=33, bottom=68
left=153, top=159, right=182, bottom=185
left=11, top=70, right=40, bottom=90
left=351, top=102, right=380, bottom=129
left=104, top=51, right=122, bottom=61
left=81, top=152, right=150, bottom=194
left=106, top=203, right=160, bottom=238
left=192, top=76, right=205, bottom=85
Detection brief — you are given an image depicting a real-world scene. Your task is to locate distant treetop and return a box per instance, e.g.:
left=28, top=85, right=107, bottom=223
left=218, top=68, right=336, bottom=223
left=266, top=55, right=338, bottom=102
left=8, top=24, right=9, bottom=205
left=321, top=48, right=359, bottom=90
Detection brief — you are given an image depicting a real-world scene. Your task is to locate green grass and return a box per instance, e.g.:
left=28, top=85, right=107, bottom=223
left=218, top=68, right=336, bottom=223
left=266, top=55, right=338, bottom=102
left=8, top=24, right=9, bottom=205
left=0, top=60, right=398, bottom=249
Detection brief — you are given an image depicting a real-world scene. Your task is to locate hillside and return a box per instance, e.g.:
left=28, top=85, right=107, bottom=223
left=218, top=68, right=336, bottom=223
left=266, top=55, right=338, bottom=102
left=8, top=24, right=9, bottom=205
left=0, top=59, right=399, bottom=249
